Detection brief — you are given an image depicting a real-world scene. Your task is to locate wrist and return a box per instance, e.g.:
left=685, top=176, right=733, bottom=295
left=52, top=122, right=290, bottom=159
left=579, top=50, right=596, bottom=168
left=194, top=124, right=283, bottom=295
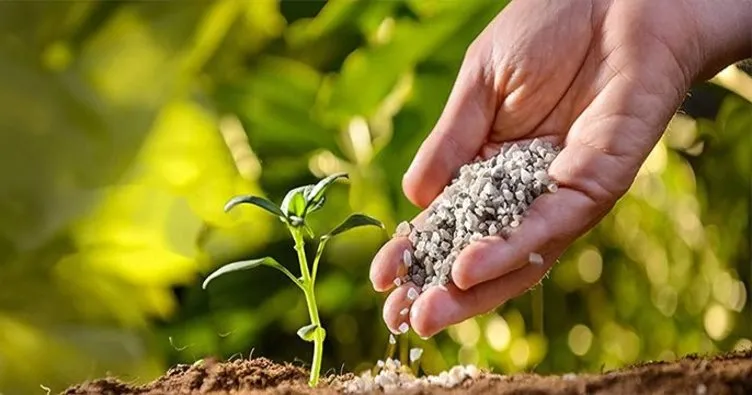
left=687, top=0, right=752, bottom=81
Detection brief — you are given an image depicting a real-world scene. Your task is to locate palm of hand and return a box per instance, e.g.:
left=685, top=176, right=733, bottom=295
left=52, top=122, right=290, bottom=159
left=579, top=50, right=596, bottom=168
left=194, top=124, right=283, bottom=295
left=372, top=0, right=701, bottom=338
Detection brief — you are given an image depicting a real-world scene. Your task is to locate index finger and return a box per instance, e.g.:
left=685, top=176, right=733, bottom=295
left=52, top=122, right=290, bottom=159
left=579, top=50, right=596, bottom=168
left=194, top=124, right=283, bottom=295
left=369, top=209, right=431, bottom=292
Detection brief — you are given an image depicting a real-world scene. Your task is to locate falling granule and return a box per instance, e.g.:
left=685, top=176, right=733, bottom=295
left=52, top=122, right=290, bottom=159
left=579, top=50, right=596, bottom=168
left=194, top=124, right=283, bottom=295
left=403, top=138, right=560, bottom=293
left=388, top=334, right=396, bottom=345
left=407, top=288, right=419, bottom=301
left=400, top=307, right=409, bottom=316
left=409, top=348, right=423, bottom=362
left=398, top=322, right=409, bottom=334
left=528, top=252, right=544, bottom=266
left=393, top=278, right=402, bottom=287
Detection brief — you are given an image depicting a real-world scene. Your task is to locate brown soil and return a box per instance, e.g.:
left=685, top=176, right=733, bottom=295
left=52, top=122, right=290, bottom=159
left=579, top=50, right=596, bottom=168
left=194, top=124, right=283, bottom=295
left=63, top=350, right=752, bottom=395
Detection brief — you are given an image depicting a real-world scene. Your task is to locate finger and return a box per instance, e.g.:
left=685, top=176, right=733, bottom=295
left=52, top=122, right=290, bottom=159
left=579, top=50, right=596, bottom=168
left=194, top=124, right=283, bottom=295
left=410, top=259, right=556, bottom=338
left=370, top=210, right=432, bottom=292
left=369, top=238, right=411, bottom=292
left=452, top=188, right=600, bottom=290
left=402, top=50, right=496, bottom=208
left=488, top=0, right=595, bottom=141
left=382, top=283, right=421, bottom=335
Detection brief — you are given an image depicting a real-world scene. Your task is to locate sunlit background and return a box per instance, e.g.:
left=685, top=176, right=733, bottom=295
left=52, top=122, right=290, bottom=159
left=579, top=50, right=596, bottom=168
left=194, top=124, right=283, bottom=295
left=0, top=1, right=750, bottom=393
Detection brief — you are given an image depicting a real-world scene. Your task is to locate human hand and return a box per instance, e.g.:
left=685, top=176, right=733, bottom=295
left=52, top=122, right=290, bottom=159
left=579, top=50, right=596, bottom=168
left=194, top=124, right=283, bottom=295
left=371, top=0, right=752, bottom=337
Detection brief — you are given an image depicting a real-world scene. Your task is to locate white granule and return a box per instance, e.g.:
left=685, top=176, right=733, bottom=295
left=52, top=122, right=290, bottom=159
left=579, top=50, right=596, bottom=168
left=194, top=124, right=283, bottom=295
left=342, top=359, right=482, bottom=393
left=403, top=249, right=412, bottom=268
left=409, top=348, right=423, bottom=362
left=402, top=139, right=560, bottom=293
left=394, top=221, right=412, bottom=238
left=407, top=288, right=419, bottom=301
left=528, top=252, right=544, bottom=266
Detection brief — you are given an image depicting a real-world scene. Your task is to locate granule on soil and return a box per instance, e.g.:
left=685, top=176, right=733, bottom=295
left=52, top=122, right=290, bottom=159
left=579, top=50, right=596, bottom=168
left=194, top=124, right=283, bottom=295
left=395, top=138, right=560, bottom=293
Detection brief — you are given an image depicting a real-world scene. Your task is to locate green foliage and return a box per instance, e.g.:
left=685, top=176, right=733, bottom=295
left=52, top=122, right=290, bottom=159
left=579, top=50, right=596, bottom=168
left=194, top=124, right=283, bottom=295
left=203, top=177, right=384, bottom=386
left=325, top=213, right=385, bottom=239
left=298, top=323, right=326, bottom=343
left=202, top=257, right=300, bottom=291
left=224, top=196, right=287, bottom=219
left=0, top=1, right=749, bottom=394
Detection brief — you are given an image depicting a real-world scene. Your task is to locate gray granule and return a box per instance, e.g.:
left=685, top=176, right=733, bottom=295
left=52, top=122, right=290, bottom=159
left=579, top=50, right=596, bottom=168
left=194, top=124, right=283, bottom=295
left=402, top=139, right=560, bottom=293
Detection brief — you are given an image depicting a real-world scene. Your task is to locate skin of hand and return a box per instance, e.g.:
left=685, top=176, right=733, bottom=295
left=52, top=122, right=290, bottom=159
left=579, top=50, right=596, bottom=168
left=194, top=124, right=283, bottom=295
left=370, top=0, right=752, bottom=338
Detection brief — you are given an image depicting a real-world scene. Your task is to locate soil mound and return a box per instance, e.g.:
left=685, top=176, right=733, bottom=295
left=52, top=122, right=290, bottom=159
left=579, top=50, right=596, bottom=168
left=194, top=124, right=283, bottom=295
left=63, top=350, right=752, bottom=395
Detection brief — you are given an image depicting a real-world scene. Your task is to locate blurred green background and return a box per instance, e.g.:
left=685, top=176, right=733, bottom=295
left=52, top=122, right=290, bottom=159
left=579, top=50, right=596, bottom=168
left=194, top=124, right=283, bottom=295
left=0, top=1, right=750, bottom=393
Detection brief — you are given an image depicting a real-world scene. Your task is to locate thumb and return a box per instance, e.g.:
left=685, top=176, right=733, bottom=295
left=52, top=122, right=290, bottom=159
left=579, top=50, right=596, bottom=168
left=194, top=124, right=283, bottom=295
left=402, top=48, right=496, bottom=208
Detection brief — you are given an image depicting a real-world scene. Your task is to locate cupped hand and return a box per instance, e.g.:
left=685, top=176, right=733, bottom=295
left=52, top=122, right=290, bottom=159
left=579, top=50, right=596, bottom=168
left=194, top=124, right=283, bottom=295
left=371, top=0, right=752, bottom=337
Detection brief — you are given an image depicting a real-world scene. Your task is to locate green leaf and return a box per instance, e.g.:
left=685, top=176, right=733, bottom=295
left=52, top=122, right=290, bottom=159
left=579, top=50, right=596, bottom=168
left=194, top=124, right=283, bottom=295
left=305, top=172, right=348, bottom=213
left=324, top=213, right=384, bottom=239
left=224, top=195, right=285, bottom=218
left=281, top=185, right=312, bottom=219
left=306, top=195, right=326, bottom=215
left=202, top=257, right=301, bottom=290
left=323, top=2, right=504, bottom=121
left=297, top=323, right=326, bottom=342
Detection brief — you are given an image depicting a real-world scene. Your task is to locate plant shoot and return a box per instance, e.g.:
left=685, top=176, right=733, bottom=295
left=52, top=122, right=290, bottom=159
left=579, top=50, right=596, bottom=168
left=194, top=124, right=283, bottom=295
left=202, top=173, right=384, bottom=386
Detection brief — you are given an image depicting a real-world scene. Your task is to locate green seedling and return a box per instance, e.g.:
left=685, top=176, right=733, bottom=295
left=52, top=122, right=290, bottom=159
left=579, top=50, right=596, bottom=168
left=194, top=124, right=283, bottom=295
left=202, top=173, right=384, bottom=386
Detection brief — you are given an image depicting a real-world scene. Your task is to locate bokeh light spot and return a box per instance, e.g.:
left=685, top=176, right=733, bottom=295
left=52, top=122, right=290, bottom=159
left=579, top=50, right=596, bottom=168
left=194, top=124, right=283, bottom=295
left=704, top=304, right=731, bottom=340
left=577, top=247, right=603, bottom=284
left=458, top=345, right=479, bottom=366
left=652, top=286, right=678, bottom=317
left=567, top=324, right=593, bottom=356
left=645, top=245, right=669, bottom=285
left=485, top=316, right=511, bottom=351
left=449, top=318, right=480, bottom=347
left=728, top=280, right=747, bottom=312
left=509, top=338, right=530, bottom=368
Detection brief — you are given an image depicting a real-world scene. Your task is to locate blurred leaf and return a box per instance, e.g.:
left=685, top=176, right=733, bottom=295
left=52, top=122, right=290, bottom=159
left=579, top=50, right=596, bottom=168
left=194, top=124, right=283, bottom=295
left=322, top=1, right=504, bottom=121
left=214, top=56, right=339, bottom=157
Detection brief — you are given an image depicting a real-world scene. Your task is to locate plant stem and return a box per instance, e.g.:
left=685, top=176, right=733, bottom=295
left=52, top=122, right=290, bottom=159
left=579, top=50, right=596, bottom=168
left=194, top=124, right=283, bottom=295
left=293, top=228, right=311, bottom=282
left=292, top=227, right=325, bottom=386
left=303, top=284, right=324, bottom=386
